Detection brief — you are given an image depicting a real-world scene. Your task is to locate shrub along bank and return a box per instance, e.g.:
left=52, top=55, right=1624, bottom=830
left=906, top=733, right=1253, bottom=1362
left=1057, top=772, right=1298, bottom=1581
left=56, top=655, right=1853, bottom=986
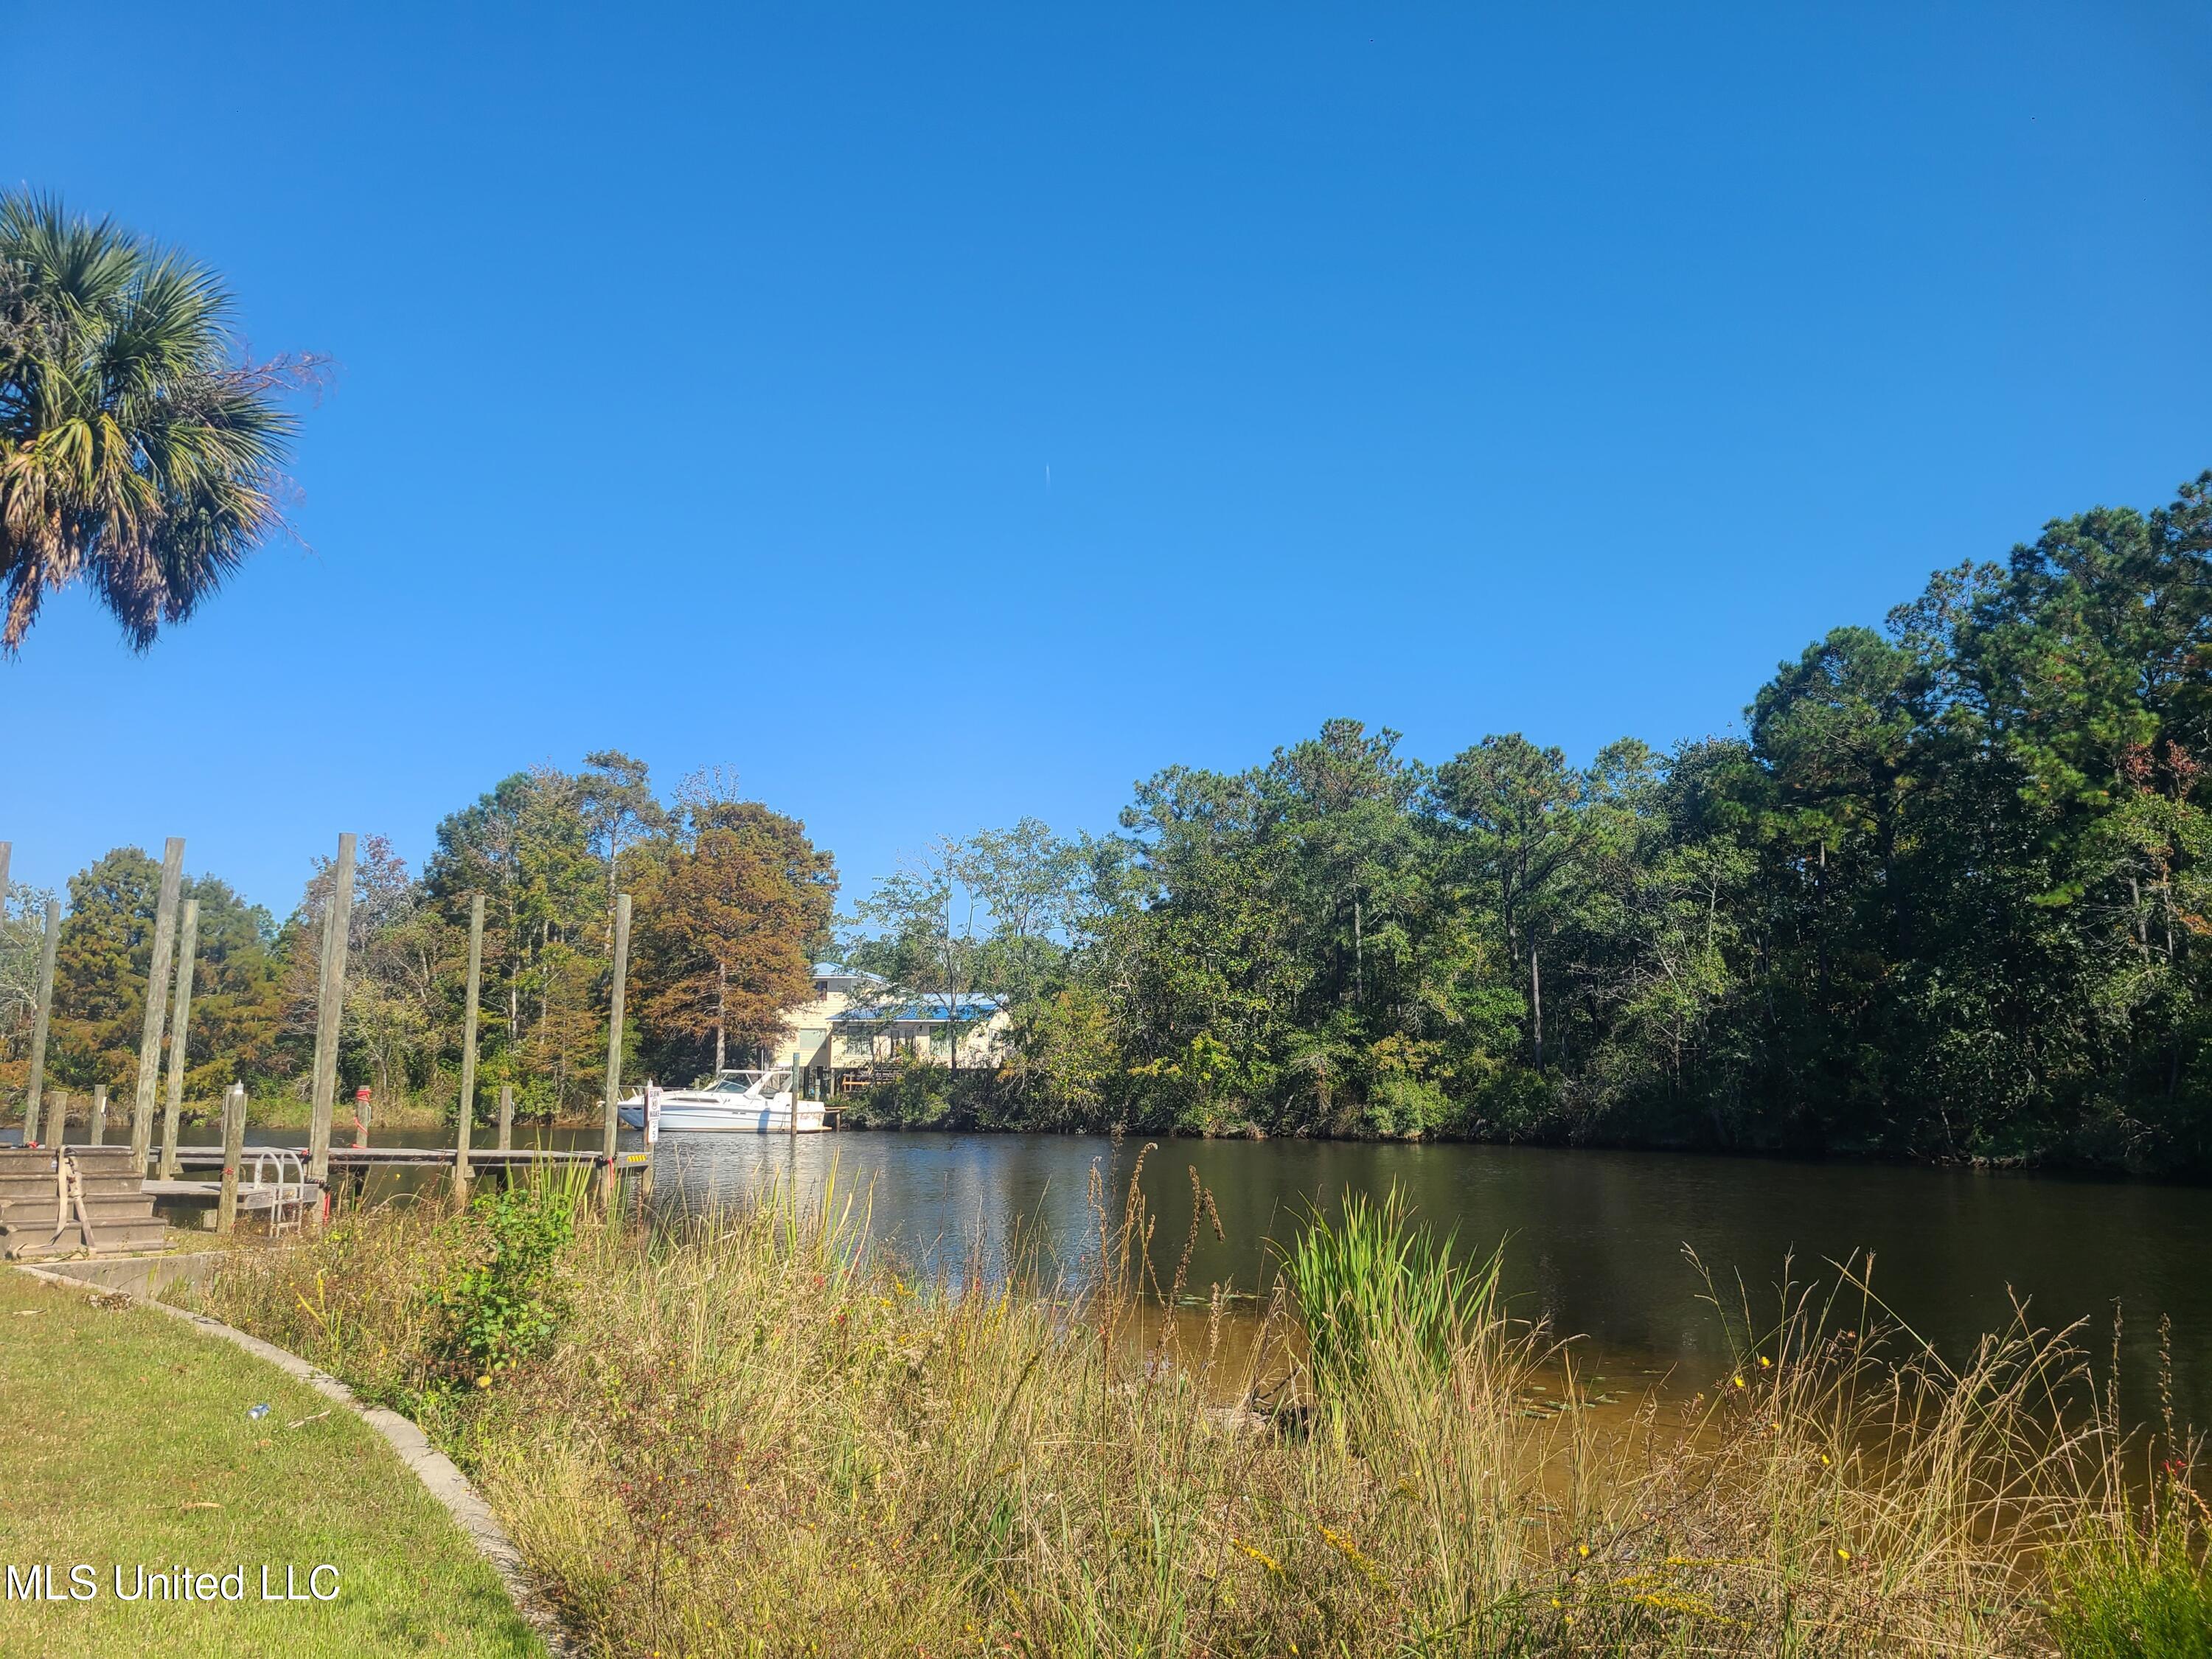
left=187, top=1164, right=2212, bottom=1657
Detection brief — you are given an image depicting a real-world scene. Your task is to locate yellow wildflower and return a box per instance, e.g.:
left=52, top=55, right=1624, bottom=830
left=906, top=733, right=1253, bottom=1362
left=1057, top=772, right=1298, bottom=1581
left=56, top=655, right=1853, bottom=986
left=1231, top=1538, right=1281, bottom=1575
left=1320, top=1525, right=1388, bottom=1586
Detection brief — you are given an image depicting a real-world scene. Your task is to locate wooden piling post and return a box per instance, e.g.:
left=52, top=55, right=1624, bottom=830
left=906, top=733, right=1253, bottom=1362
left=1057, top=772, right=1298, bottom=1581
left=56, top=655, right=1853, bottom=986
left=454, top=893, right=484, bottom=1201
left=498, top=1083, right=514, bottom=1151
left=90, top=1084, right=108, bottom=1147
left=789, top=1048, right=802, bottom=1137
left=158, top=897, right=201, bottom=1179
left=130, top=839, right=186, bottom=1166
left=307, top=834, right=357, bottom=1185
left=23, top=897, right=60, bottom=1146
left=217, top=1082, right=246, bottom=1237
left=599, top=892, right=632, bottom=1200
left=43, top=1088, right=68, bottom=1154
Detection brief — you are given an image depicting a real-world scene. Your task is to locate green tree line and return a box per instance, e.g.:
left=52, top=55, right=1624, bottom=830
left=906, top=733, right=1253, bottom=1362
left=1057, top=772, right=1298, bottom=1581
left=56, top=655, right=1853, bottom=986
left=9, top=476, right=2205, bottom=1168
left=0, top=754, right=835, bottom=1125
left=848, top=474, right=2212, bottom=1172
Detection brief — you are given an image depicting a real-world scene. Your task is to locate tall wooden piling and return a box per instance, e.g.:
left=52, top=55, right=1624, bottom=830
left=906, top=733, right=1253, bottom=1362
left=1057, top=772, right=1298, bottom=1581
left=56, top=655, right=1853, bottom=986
left=498, top=1084, right=514, bottom=1151
left=599, top=892, right=633, bottom=1197
left=307, top=834, right=357, bottom=1185
left=453, top=893, right=484, bottom=1200
left=130, top=838, right=186, bottom=1166
left=790, top=1048, right=802, bottom=1137
left=23, top=897, right=59, bottom=1146
left=158, top=897, right=201, bottom=1179
left=90, top=1084, right=108, bottom=1147
left=217, top=1083, right=246, bottom=1237
left=43, top=1088, right=68, bottom=1154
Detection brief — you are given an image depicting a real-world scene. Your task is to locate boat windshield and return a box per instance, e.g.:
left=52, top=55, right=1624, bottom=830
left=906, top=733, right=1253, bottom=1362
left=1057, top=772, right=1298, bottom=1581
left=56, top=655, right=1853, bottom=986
left=709, top=1071, right=765, bottom=1094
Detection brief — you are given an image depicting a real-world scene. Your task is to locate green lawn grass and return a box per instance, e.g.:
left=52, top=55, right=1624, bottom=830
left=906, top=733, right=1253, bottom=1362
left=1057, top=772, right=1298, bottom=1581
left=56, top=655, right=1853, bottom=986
left=0, top=1269, right=546, bottom=1658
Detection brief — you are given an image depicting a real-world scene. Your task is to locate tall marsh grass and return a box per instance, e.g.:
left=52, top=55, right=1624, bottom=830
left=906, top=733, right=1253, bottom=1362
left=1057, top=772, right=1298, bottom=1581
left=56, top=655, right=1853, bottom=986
left=185, top=1153, right=2210, bottom=1656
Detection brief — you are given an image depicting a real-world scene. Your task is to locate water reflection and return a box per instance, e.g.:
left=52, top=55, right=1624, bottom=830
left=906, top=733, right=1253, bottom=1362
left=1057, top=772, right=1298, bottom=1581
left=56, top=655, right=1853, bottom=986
left=647, top=1130, right=2212, bottom=1428
left=149, top=1120, right=2212, bottom=1427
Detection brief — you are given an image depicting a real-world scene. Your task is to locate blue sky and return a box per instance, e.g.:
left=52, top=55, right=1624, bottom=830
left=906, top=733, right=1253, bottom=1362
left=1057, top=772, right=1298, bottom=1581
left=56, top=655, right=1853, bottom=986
left=4, top=1, right=2209, bottom=917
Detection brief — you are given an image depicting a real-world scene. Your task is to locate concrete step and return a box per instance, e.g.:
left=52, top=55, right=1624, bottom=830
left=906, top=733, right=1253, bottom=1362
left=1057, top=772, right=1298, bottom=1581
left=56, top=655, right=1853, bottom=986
left=91, top=1220, right=170, bottom=1248
left=1, top=1175, right=146, bottom=1199
left=2, top=1153, right=140, bottom=1180
left=3, top=1237, right=88, bottom=1261
left=3, top=1220, right=169, bottom=1259
left=0, top=1195, right=158, bottom=1224
left=73, top=1177, right=150, bottom=1197
left=94, top=1201, right=161, bottom=1223
left=1, top=1209, right=159, bottom=1232
left=1, top=1157, right=148, bottom=1206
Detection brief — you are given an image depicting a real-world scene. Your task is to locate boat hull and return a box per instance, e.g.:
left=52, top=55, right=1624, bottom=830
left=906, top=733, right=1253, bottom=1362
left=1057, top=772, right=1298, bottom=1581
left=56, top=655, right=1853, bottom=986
left=618, top=1097, right=830, bottom=1133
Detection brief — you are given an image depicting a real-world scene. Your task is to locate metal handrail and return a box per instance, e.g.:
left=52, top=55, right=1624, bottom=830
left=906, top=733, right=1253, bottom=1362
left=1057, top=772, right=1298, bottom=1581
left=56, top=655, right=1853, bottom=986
left=248, top=1148, right=309, bottom=1237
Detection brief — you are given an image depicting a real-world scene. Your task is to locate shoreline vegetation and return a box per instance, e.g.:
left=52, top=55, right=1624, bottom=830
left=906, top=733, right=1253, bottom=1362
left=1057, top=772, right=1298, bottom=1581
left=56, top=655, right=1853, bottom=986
left=7, top=473, right=2211, bottom=1178
left=181, top=1163, right=2212, bottom=1658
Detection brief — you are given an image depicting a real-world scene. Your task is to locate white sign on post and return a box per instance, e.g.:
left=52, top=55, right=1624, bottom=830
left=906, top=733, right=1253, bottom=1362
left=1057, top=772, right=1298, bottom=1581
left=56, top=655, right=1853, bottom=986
left=644, top=1081, right=661, bottom=1147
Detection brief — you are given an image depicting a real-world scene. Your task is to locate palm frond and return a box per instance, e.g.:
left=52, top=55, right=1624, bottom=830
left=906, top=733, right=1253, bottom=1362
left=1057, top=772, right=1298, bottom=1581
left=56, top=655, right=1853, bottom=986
left=0, top=189, right=307, bottom=653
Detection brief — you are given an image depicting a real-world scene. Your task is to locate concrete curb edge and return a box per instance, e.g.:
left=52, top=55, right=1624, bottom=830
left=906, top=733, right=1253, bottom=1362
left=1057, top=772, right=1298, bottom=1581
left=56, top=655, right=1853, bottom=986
left=10, top=1261, right=577, bottom=1658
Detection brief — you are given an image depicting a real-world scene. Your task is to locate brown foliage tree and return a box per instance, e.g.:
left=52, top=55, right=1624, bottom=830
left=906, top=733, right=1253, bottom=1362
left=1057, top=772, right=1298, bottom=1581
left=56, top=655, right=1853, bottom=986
left=635, top=803, right=836, bottom=1077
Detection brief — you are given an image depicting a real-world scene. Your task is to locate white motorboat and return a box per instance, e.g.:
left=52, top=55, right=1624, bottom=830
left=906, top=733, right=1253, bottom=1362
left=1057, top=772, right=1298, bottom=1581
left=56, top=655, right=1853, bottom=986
left=617, top=1069, right=829, bottom=1133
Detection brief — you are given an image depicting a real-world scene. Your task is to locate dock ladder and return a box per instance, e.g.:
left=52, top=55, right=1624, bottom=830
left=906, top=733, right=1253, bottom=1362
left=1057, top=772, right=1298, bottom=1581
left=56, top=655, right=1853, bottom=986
left=248, top=1149, right=311, bottom=1237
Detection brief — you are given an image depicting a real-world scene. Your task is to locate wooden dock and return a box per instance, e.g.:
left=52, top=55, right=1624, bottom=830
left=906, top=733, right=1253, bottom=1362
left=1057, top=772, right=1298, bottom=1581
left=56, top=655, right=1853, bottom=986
left=77, top=1144, right=647, bottom=1175
left=141, top=1145, right=650, bottom=1174
left=142, top=1178, right=324, bottom=1214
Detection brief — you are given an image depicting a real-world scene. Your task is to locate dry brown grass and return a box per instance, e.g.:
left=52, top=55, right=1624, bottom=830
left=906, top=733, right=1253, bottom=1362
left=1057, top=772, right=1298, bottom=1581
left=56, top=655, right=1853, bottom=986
left=181, top=1151, right=2207, bottom=1658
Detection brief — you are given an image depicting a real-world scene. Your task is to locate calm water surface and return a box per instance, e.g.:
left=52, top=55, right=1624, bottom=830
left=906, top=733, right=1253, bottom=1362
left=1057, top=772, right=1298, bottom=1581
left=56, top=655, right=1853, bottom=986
left=127, top=1120, right=2211, bottom=1425
left=647, top=1130, right=2212, bottom=1425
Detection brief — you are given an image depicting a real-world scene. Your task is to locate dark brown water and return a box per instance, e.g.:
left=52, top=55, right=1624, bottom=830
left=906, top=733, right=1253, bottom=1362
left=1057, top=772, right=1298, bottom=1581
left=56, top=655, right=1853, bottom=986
left=647, top=1130, right=2212, bottom=1427
left=126, top=1119, right=2211, bottom=1426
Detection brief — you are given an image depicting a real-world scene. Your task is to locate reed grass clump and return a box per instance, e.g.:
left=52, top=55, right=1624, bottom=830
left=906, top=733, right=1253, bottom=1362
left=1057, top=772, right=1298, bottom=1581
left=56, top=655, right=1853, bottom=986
left=187, top=1155, right=2209, bottom=1657
left=1276, top=1183, right=1499, bottom=1392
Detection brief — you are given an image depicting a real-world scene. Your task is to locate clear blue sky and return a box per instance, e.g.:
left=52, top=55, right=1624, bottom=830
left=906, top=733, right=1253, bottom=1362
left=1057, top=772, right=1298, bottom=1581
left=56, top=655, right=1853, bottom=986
left=5, top=1, right=2209, bottom=917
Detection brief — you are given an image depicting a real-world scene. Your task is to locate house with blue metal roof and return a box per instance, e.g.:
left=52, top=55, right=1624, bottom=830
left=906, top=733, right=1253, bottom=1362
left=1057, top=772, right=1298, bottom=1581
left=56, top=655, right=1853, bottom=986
left=771, top=966, right=1012, bottom=1089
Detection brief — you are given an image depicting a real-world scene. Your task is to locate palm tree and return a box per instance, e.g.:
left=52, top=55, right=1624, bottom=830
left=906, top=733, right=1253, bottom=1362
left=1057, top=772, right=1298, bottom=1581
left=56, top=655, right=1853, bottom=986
left=0, top=192, right=306, bottom=654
